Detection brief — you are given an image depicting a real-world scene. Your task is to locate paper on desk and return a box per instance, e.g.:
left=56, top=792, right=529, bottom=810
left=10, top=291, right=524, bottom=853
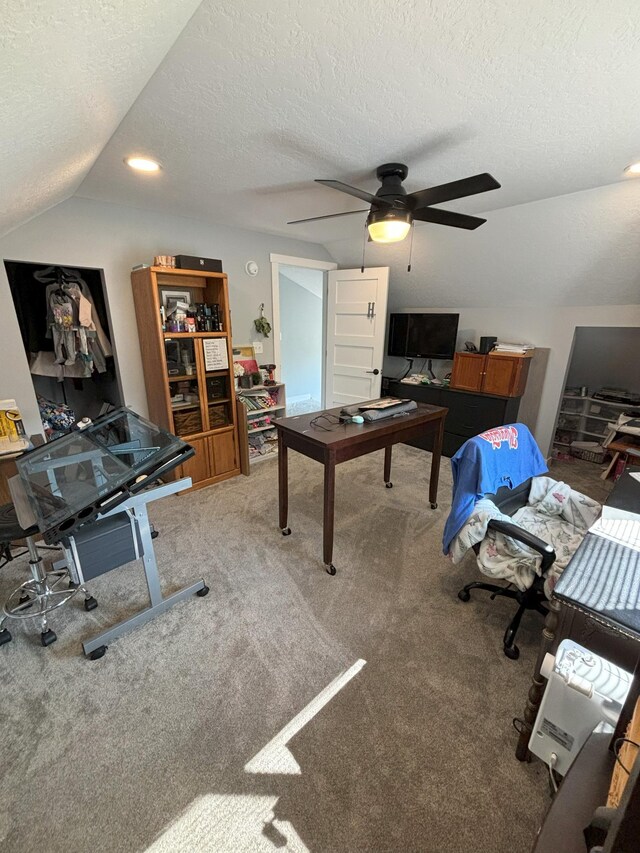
left=630, top=472, right=640, bottom=484
left=590, top=509, right=640, bottom=553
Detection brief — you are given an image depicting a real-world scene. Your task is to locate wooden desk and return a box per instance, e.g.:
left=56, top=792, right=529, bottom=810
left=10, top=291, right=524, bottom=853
left=274, top=402, right=447, bottom=574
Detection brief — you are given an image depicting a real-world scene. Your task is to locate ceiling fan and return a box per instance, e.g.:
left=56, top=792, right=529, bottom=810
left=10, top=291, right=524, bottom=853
left=288, top=163, right=501, bottom=243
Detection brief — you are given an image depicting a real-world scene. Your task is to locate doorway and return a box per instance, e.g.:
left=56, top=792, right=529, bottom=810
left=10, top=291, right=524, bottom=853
left=270, top=254, right=337, bottom=416
left=551, top=325, right=640, bottom=477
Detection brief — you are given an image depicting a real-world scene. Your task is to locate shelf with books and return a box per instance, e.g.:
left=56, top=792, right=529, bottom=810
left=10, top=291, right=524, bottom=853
left=237, top=384, right=286, bottom=464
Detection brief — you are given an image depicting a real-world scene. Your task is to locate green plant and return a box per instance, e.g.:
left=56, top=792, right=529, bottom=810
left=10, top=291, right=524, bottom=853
left=254, top=303, right=271, bottom=337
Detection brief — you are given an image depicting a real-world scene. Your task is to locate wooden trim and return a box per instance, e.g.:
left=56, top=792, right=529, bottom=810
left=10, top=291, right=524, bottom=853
left=149, top=266, right=226, bottom=279
left=163, top=332, right=227, bottom=339
left=236, top=398, right=250, bottom=475
left=268, top=254, right=337, bottom=270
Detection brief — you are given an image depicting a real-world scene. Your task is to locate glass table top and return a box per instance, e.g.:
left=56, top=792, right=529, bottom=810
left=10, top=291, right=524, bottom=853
left=16, top=408, right=188, bottom=535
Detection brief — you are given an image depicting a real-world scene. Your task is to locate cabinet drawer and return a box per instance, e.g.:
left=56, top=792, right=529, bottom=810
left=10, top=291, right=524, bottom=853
left=444, top=392, right=509, bottom=437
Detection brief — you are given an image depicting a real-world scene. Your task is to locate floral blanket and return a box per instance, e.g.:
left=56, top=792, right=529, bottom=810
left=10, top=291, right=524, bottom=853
left=449, top=477, right=601, bottom=597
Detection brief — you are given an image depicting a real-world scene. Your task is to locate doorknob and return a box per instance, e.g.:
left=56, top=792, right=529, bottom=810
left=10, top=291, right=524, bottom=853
left=366, top=369, right=380, bottom=375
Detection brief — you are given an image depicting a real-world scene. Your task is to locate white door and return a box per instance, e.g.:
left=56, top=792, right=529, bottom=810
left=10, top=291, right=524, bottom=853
left=324, top=267, right=389, bottom=407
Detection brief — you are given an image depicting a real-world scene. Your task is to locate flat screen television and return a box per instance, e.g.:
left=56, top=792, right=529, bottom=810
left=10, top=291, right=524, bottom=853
left=388, top=313, right=459, bottom=360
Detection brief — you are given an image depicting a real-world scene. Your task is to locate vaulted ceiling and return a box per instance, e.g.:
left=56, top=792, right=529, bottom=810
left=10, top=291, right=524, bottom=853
left=4, top=1, right=640, bottom=259
left=0, top=0, right=201, bottom=236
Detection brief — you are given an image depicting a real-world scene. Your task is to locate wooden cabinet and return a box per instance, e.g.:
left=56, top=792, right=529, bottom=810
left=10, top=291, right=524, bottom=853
left=130, top=265, right=241, bottom=491
left=451, top=351, right=532, bottom=397
left=449, top=352, right=485, bottom=391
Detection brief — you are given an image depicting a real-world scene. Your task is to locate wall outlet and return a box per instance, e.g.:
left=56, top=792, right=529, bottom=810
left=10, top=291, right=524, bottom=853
left=252, top=341, right=264, bottom=354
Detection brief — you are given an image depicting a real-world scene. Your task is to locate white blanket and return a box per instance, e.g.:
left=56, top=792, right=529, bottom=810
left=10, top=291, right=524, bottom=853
left=450, top=477, right=601, bottom=597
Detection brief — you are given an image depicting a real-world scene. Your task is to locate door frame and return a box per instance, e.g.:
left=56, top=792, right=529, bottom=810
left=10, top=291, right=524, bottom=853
left=269, top=254, right=337, bottom=399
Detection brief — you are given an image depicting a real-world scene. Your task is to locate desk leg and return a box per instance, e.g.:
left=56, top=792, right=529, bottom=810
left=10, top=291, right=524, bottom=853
left=278, top=433, right=290, bottom=536
left=384, top=446, right=393, bottom=488
left=429, top=415, right=445, bottom=509
left=515, top=596, right=562, bottom=761
left=323, top=452, right=336, bottom=575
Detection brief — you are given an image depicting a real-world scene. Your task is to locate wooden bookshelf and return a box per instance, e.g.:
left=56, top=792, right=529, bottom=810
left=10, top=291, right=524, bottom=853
left=130, top=265, right=240, bottom=491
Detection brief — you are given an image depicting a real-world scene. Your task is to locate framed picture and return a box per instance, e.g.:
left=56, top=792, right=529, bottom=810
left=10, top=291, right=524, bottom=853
left=161, top=289, right=192, bottom=312
left=232, top=345, right=256, bottom=361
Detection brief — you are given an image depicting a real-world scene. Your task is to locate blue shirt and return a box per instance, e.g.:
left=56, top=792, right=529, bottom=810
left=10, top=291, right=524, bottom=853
left=442, top=424, right=548, bottom=554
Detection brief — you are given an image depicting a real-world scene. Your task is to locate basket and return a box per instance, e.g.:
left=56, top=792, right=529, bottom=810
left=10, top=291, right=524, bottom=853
left=208, top=404, right=229, bottom=429
left=172, top=408, right=202, bottom=436
left=569, top=443, right=606, bottom=464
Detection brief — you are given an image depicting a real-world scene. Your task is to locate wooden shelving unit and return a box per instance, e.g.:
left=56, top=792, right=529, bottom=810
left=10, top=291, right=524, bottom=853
left=237, top=383, right=286, bottom=463
left=130, top=265, right=240, bottom=491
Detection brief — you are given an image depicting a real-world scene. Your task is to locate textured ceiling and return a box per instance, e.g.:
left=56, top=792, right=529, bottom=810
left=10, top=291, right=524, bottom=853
left=0, top=0, right=201, bottom=237
left=76, top=0, right=640, bottom=247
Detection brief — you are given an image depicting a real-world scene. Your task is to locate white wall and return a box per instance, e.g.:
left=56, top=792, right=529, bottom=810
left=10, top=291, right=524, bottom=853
left=384, top=305, right=640, bottom=455
left=0, top=197, right=332, bottom=436
left=325, top=181, right=640, bottom=455
left=279, top=272, right=323, bottom=402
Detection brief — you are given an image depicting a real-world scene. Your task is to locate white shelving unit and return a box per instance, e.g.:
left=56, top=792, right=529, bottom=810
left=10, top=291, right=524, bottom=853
left=237, top=383, right=286, bottom=463
left=553, top=392, right=633, bottom=451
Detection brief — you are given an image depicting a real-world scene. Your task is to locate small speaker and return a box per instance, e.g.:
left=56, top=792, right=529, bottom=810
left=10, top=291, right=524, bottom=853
left=479, top=336, right=497, bottom=354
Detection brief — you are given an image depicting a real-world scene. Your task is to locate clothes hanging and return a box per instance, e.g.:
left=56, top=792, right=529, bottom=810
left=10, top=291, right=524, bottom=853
left=28, top=266, right=113, bottom=381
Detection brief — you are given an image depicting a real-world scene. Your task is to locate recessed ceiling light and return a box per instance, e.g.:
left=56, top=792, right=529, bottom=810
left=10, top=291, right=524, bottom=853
left=624, top=162, right=640, bottom=175
left=125, top=156, right=162, bottom=172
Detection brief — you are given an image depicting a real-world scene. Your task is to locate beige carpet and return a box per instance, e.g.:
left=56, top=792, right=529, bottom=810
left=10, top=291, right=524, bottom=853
left=0, top=447, right=604, bottom=853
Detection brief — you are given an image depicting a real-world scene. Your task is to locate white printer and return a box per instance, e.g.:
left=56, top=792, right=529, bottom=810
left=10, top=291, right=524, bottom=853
left=529, top=639, right=633, bottom=776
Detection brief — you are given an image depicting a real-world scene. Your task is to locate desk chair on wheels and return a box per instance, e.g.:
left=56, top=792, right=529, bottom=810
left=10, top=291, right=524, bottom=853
left=443, top=424, right=600, bottom=660
left=0, top=503, right=96, bottom=647
left=456, top=478, right=555, bottom=659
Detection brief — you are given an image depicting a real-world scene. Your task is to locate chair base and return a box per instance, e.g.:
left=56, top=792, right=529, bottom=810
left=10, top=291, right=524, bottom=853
left=458, top=579, right=548, bottom=659
left=0, top=537, right=97, bottom=647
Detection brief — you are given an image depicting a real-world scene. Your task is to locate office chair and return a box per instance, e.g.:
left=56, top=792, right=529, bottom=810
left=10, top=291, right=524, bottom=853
left=443, top=424, right=600, bottom=660
left=0, top=503, right=97, bottom=647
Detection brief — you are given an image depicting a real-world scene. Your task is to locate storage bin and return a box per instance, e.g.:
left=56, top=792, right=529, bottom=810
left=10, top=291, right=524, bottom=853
left=569, top=442, right=606, bottom=464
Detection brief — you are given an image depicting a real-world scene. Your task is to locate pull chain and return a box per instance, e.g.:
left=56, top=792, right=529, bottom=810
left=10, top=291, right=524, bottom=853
left=407, top=221, right=415, bottom=272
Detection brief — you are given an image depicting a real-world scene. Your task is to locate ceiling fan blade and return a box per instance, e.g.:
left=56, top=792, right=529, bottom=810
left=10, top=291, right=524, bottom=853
left=287, top=209, right=369, bottom=225
left=407, top=173, right=500, bottom=209
left=315, top=179, right=392, bottom=207
left=412, top=207, right=486, bottom=230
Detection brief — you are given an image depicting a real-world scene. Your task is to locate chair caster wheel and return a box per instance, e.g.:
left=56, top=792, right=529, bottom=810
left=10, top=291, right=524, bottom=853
left=18, top=594, right=32, bottom=609
left=40, top=629, right=57, bottom=647
left=84, top=596, right=98, bottom=611
left=385, top=482, right=393, bottom=489
left=458, top=590, right=471, bottom=602
left=504, top=645, right=520, bottom=660
left=196, top=585, right=209, bottom=597
left=326, top=564, right=337, bottom=576
left=0, top=628, right=12, bottom=646
left=281, top=527, right=291, bottom=536
left=88, top=645, right=107, bottom=661
left=151, top=529, right=159, bottom=539
left=430, top=502, right=438, bottom=509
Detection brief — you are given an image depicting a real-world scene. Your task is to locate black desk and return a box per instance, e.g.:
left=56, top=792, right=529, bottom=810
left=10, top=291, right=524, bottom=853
left=385, top=378, right=521, bottom=457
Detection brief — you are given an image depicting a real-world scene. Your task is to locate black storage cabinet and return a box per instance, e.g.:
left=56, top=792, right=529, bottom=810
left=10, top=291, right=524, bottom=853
left=385, top=379, right=521, bottom=457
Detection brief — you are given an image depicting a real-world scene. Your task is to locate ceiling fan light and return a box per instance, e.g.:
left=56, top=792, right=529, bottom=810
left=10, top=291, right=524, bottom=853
left=366, top=210, right=412, bottom=243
